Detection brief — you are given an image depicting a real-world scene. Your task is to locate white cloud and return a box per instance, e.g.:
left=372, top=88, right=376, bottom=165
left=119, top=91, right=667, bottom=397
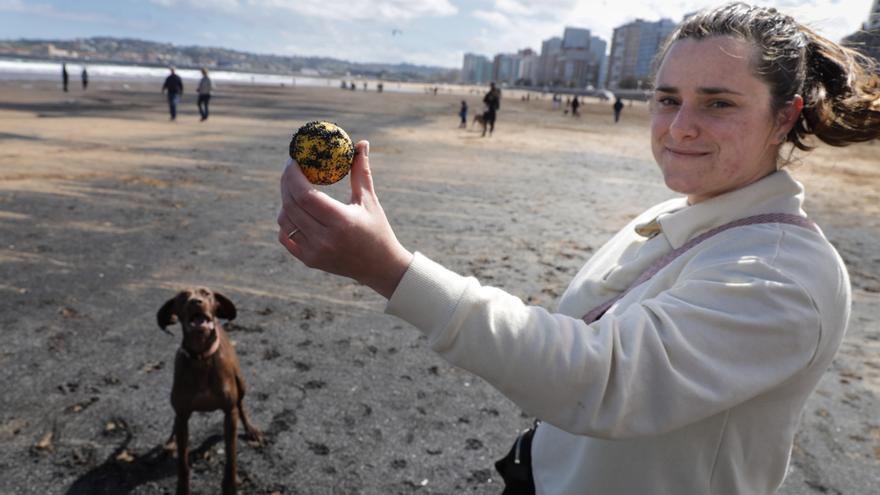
left=249, top=0, right=457, bottom=21
left=473, top=9, right=512, bottom=28
left=469, top=11, right=566, bottom=56
left=149, top=0, right=242, bottom=11
left=1, top=0, right=151, bottom=25
left=0, top=0, right=25, bottom=10
left=494, top=0, right=536, bottom=16
left=148, top=0, right=458, bottom=20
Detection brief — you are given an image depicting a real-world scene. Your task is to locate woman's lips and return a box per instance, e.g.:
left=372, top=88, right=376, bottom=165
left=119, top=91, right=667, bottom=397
left=666, top=147, right=711, bottom=157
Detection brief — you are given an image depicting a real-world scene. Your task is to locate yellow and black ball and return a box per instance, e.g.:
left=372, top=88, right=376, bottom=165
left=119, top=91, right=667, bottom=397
left=289, top=121, right=354, bottom=185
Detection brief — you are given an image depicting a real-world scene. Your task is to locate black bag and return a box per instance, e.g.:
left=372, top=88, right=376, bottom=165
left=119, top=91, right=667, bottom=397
left=494, top=422, right=538, bottom=495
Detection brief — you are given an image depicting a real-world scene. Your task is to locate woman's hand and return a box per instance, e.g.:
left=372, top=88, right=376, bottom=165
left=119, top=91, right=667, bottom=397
left=277, top=140, right=413, bottom=299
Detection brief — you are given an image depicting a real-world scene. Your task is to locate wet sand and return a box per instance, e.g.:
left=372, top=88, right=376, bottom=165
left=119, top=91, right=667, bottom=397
left=0, top=79, right=878, bottom=494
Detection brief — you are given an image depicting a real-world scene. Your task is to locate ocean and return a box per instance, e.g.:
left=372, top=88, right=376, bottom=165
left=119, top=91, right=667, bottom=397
left=0, top=58, right=426, bottom=93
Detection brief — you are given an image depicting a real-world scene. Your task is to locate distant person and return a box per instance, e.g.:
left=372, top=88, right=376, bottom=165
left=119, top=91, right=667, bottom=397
left=459, top=100, right=468, bottom=128
left=571, top=95, right=580, bottom=117
left=350, top=82, right=356, bottom=91
left=197, top=67, right=213, bottom=122
left=363, top=82, right=368, bottom=91
left=61, top=63, right=69, bottom=92
left=482, top=81, right=501, bottom=137
left=377, top=82, right=384, bottom=93
left=81, top=67, right=88, bottom=90
left=161, top=67, right=184, bottom=121
left=613, top=96, right=624, bottom=123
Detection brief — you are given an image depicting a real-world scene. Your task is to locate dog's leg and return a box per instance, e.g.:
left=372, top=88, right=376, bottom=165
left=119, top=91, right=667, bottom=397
left=235, top=375, right=263, bottom=444
left=239, top=403, right=262, bottom=444
left=222, top=407, right=239, bottom=495
left=174, top=413, right=192, bottom=495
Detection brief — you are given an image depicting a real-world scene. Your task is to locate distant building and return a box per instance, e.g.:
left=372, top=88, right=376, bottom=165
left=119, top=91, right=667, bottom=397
left=870, top=0, right=880, bottom=29
left=537, top=28, right=607, bottom=88
left=843, top=0, right=880, bottom=65
left=558, top=27, right=593, bottom=88
left=606, top=18, right=676, bottom=90
left=493, top=52, right=522, bottom=84
left=589, top=36, right=608, bottom=88
left=461, top=53, right=493, bottom=84
left=563, top=27, right=591, bottom=50
left=44, top=43, right=79, bottom=59
left=517, top=48, right=540, bottom=85
left=538, top=37, right=563, bottom=86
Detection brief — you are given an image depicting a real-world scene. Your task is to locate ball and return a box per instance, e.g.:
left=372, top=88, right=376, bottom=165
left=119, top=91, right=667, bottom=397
left=289, top=121, right=355, bottom=185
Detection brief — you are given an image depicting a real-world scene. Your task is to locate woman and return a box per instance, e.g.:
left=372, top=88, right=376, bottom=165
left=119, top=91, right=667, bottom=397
left=197, top=67, right=213, bottom=121
left=277, top=3, right=879, bottom=494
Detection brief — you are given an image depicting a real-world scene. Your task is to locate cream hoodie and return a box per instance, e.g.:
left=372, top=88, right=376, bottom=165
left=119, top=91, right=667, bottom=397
left=386, top=170, right=850, bottom=494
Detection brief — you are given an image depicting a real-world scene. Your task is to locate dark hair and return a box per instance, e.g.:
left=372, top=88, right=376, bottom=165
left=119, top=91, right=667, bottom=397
left=654, top=2, right=880, bottom=150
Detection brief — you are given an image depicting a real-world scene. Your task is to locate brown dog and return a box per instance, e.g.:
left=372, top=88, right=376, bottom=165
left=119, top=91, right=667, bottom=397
left=472, top=112, right=487, bottom=133
left=157, top=287, right=262, bottom=495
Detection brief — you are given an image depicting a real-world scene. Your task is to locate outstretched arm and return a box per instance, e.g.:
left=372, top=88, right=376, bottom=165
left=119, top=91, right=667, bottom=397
left=277, top=141, right=413, bottom=298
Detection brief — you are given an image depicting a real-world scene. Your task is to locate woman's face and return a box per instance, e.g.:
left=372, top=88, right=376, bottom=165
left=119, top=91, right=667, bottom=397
left=651, top=36, right=792, bottom=204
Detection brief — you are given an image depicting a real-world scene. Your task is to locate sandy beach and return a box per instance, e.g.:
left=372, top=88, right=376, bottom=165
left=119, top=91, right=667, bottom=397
left=0, top=79, right=877, bottom=494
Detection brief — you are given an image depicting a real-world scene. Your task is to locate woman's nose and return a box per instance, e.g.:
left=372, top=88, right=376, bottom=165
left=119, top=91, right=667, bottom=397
left=668, top=104, right=700, bottom=141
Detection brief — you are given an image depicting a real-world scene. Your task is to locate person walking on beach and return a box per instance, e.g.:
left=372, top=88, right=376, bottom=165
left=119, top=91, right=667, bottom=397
left=161, top=67, right=183, bottom=121
left=482, top=82, right=501, bottom=137
left=196, top=67, right=213, bottom=122
left=571, top=95, right=580, bottom=117
left=613, top=96, right=624, bottom=123
left=81, top=67, right=88, bottom=90
left=278, top=3, right=879, bottom=494
left=459, top=100, right=468, bottom=129
left=61, top=63, right=69, bottom=92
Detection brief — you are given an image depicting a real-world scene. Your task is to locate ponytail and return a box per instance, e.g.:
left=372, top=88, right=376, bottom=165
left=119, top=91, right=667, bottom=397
left=793, top=27, right=880, bottom=150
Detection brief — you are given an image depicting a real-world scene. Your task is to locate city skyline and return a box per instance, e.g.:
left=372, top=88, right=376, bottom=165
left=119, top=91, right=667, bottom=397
left=0, top=0, right=874, bottom=69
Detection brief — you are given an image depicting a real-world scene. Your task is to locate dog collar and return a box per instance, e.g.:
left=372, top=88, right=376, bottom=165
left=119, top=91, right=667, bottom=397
left=179, top=330, right=220, bottom=361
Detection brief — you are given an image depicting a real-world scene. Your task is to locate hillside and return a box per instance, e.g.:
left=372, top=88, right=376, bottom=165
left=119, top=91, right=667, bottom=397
left=0, top=36, right=460, bottom=82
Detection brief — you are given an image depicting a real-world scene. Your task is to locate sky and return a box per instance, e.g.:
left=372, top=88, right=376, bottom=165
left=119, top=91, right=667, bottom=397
left=0, top=0, right=874, bottom=68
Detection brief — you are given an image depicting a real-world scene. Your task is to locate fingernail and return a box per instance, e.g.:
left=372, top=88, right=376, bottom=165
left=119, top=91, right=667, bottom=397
left=364, top=140, right=370, bottom=157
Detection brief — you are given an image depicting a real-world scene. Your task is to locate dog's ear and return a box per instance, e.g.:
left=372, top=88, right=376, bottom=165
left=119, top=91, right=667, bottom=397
left=213, top=292, right=236, bottom=321
left=157, top=296, right=179, bottom=330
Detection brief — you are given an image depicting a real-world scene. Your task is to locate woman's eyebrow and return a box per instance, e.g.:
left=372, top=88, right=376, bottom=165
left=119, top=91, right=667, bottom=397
left=653, top=85, right=745, bottom=96
left=698, top=86, right=745, bottom=96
